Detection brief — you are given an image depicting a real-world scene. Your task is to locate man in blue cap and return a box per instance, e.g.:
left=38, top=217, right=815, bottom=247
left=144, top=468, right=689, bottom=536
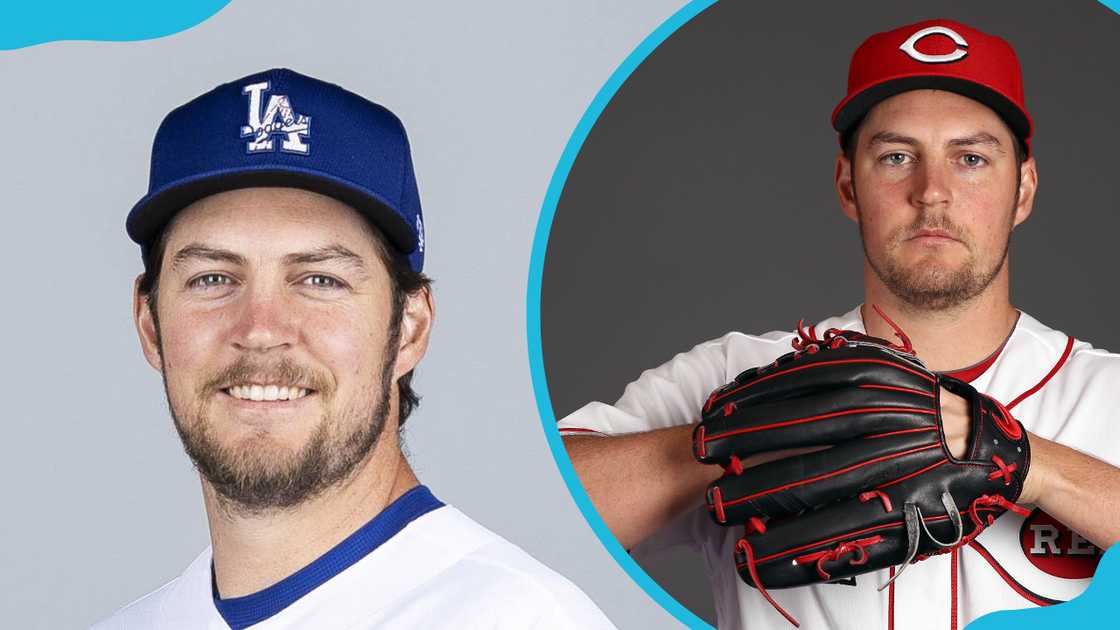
left=94, top=68, right=613, bottom=630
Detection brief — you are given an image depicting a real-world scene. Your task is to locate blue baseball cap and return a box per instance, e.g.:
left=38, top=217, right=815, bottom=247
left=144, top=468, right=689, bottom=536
left=127, top=68, right=425, bottom=272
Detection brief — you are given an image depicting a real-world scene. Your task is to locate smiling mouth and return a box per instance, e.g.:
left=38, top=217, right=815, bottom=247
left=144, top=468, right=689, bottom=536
left=221, top=384, right=315, bottom=402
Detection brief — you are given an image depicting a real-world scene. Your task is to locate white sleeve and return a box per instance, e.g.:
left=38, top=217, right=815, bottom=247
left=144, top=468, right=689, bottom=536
left=557, top=334, right=743, bottom=436
left=556, top=332, right=795, bottom=552
left=631, top=502, right=714, bottom=555
left=1039, top=348, right=1120, bottom=465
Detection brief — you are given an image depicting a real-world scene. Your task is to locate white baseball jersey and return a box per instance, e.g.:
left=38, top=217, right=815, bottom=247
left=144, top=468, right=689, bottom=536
left=91, top=486, right=615, bottom=630
left=559, top=306, right=1118, bottom=630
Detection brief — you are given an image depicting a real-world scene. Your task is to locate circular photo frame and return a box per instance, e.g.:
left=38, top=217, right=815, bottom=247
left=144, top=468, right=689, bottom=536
left=529, top=1, right=1120, bottom=628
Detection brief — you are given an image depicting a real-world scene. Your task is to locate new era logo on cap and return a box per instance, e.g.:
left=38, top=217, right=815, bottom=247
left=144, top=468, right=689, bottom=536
left=831, top=19, right=1033, bottom=154
left=127, top=68, right=426, bottom=272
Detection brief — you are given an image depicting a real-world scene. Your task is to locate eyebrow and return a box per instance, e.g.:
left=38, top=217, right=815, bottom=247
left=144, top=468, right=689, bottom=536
left=282, top=244, right=369, bottom=273
left=947, top=132, right=1006, bottom=154
left=868, top=131, right=1007, bottom=154
left=169, top=243, right=370, bottom=275
left=868, top=131, right=920, bottom=148
left=170, top=244, right=246, bottom=270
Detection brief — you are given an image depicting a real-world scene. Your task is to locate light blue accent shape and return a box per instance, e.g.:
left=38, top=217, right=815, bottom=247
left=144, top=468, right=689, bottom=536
left=527, top=1, right=718, bottom=628
left=526, top=1, right=1120, bottom=629
left=1, top=0, right=230, bottom=50
left=965, top=543, right=1120, bottom=629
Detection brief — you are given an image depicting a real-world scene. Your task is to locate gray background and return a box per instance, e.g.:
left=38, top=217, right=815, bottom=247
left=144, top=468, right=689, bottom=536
left=0, top=2, right=691, bottom=629
left=542, top=0, right=1120, bottom=625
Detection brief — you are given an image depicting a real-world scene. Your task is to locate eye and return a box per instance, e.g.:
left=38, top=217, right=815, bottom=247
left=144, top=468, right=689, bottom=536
left=960, top=153, right=987, bottom=167
left=300, top=274, right=345, bottom=289
left=881, top=152, right=911, bottom=166
left=188, top=273, right=234, bottom=289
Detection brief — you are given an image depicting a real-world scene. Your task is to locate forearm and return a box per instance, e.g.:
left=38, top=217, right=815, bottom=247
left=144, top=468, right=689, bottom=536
left=1021, top=432, right=1120, bottom=549
left=563, top=426, right=720, bottom=550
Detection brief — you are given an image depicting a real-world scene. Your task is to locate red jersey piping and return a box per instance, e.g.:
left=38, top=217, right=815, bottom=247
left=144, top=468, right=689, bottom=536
left=967, top=541, right=1062, bottom=606
left=1006, top=335, right=1075, bottom=411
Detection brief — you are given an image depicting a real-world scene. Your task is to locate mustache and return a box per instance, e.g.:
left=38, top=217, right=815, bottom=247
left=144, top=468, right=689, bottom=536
left=899, top=216, right=967, bottom=242
left=199, top=356, right=332, bottom=395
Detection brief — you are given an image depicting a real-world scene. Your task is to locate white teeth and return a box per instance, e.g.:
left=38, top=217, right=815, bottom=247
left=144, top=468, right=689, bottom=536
left=226, top=384, right=311, bottom=401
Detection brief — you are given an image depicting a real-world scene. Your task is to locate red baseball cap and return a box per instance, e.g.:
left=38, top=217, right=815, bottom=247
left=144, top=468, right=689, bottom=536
left=831, top=19, right=1033, bottom=154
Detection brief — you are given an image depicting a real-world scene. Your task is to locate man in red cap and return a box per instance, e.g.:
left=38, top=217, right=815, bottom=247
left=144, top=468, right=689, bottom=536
left=561, top=19, right=1120, bottom=630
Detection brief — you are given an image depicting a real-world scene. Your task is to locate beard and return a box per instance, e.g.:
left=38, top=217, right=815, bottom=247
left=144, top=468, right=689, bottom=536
left=160, top=331, right=401, bottom=515
left=860, top=209, right=1013, bottom=311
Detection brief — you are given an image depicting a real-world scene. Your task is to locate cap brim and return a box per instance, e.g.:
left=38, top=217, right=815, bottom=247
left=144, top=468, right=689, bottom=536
left=832, top=75, right=1032, bottom=149
left=126, top=166, right=417, bottom=255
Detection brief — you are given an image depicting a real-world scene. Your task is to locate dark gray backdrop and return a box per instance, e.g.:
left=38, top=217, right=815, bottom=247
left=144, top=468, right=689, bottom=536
left=542, top=1, right=1120, bottom=624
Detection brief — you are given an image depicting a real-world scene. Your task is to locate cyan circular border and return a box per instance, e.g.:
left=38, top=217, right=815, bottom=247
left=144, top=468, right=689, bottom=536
left=527, top=2, right=1120, bottom=629
left=526, top=1, right=719, bottom=628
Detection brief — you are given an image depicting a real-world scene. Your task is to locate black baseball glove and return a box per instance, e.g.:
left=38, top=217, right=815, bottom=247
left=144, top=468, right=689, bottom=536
left=692, top=310, right=1031, bottom=626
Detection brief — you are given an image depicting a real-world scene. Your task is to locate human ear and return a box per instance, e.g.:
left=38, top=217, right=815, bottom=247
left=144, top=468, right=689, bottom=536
left=1012, top=156, right=1038, bottom=227
left=393, top=286, right=434, bottom=380
left=133, top=275, right=163, bottom=373
left=836, top=153, right=859, bottom=223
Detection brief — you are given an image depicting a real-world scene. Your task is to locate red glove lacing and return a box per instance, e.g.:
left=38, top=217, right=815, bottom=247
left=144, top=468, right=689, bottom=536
left=794, top=535, right=885, bottom=580
left=735, top=518, right=801, bottom=627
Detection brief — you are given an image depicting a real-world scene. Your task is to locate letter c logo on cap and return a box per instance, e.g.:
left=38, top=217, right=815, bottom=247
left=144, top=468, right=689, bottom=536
left=899, top=26, right=969, bottom=64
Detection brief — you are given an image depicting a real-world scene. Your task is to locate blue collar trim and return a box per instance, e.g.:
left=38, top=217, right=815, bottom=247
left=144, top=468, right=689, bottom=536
left=212, top=485, right=443, bottom=629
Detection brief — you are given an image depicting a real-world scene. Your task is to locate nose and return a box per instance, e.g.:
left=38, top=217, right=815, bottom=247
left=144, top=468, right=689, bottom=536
left=229, top=285, right=298, bottom=353
left=909, top=159, right=952, bottom=210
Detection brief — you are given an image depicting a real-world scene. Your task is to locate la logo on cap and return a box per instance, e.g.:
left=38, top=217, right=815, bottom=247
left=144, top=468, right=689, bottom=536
left=899, top=25, right=969, bottom=64
left=240, top=81, right=312, bottom=155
